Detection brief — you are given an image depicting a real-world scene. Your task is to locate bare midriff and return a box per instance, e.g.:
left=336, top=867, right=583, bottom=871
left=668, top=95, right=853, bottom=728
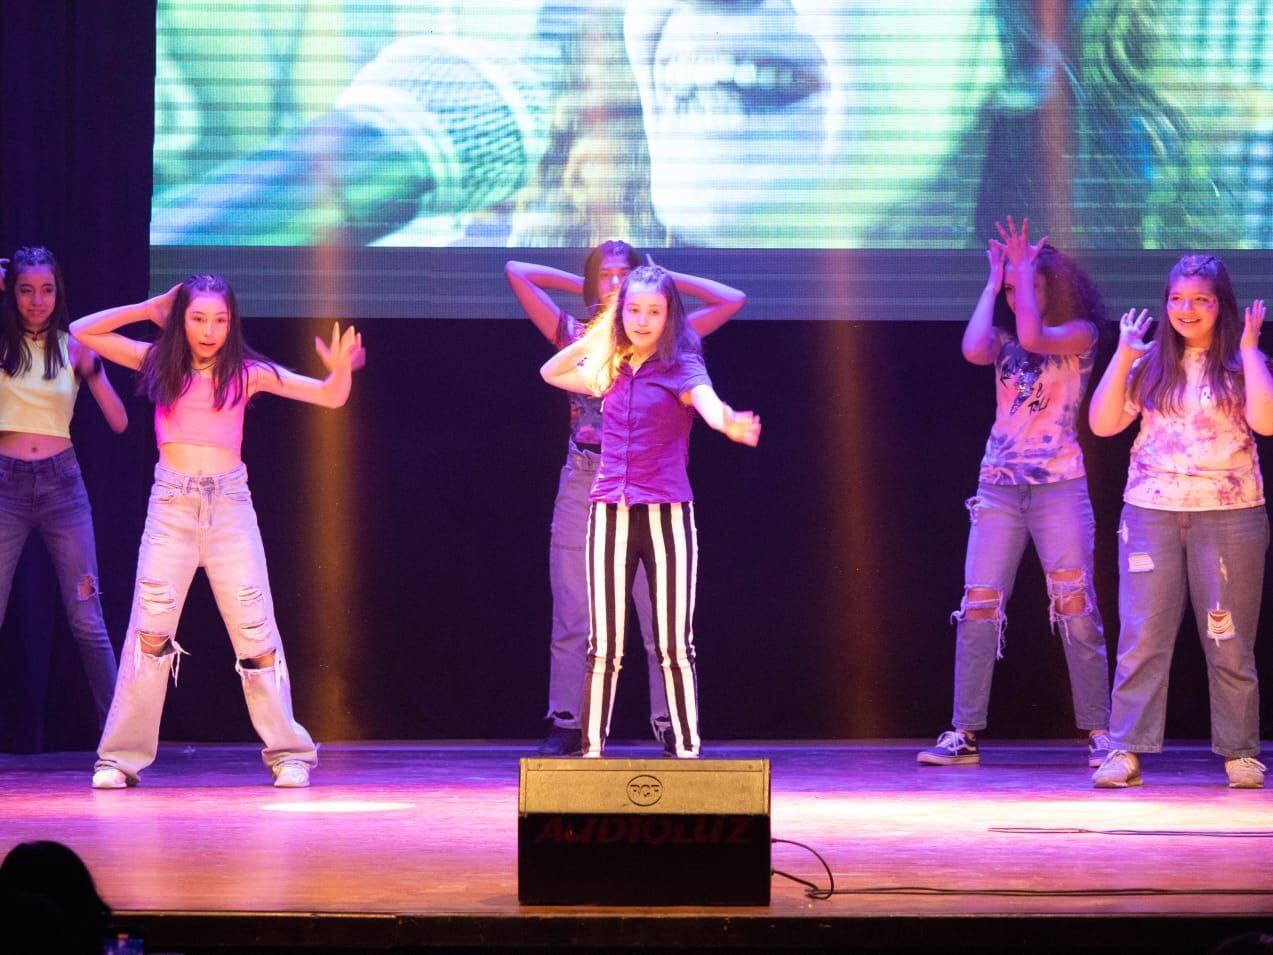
left=158, top=441, right=242, bottom=476
left=0, top=431, right=73, bottom=460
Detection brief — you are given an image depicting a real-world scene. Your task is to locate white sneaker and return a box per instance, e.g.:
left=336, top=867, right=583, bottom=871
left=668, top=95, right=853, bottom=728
left=1092, top=750, right=1142, bottom=788
left=91, top=768, right=128, bottom=790
left=273, top=762, right=311, bottom=788
left=1224, top=757, right=1266, bottom=789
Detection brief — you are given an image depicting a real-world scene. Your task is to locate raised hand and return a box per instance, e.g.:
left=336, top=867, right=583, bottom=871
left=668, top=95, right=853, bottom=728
left=723, top=407, right=761, bottom=447
left=1119, top=308, right=1156, bottom=354
left=315, top=323, right=361, bottom=374
left=1241, top=299, right=1266, bottom=354
left=986, top=239, right=1006, bottom=293
left=995, top=215, right=1048, bottom=270
left=315, top=328, right=366, bottom=371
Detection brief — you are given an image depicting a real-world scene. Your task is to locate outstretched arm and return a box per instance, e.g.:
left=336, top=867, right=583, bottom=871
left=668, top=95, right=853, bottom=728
left=69, top=286, right=176, bottom=371
left=1240, top=300, right=1273, bottom=435
left=1089, top=308, right=1153, bottom=436
left=69, top=339, right=128, bottom=433
left=687, top=385, right=761, bottom=446
left=997, top=216, right=1093, bottom=356
left=505, top=260, right=582, bottom=344
left=250, top=323, right=361, bottom=408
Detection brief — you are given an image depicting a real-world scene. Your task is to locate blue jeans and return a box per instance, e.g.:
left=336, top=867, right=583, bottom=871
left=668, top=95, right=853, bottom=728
left=0, top=449, right=117, bottom=726
left=96, top=464, right=316, bottom=781
left=952, top=478, right=1110, bottom=732
left=548, top=446, right=669, bottom=737
left=1110, top=503, right=1266, bottom=758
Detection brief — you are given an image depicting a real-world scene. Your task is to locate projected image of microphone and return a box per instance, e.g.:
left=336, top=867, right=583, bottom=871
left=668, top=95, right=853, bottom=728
left=151, top=35, right=549, bottom=246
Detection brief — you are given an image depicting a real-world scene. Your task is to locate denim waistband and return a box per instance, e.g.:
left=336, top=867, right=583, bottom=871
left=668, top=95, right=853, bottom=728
left=565, top=442, right=601, bottom=471
left=0, top=447, right=79, bottom=478
left=154, top=462, right=249, bottom=493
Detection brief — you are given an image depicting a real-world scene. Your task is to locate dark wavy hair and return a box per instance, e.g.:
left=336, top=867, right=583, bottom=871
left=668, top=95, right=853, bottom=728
left=0, top=247, right=70, bottom=380
left=994, top=244, right=1108, bottom=338
left=582, top=239, right=641, bottom=317
left=138, top=274, right=276, bottom=409
left=1129, top=254, right=1244, bottom=415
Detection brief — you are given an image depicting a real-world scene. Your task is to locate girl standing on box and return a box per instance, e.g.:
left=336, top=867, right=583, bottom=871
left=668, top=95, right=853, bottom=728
left=917, top=218, right=1113, bottom=768
left=0, top=247, right=128, bottom=728
left=540, top=265, right=759, bottom=758
left=72, top=274, right=361, bottom=789
left=506, top=243, right=744, bottom=755
left=1089, top=254, right=1267, bottom=789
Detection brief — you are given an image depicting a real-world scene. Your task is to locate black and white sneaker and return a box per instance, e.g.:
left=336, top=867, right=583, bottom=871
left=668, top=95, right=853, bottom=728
left=917, top=729, right=980, bottom=766
left=537, top=725, right=582, bottom=757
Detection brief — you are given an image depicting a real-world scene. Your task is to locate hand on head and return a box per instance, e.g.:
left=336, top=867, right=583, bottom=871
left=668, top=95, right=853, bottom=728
left=150, top=283, right=182, bottom=327
left=995, top=216, right=1048, bottom=271
left=985, top=240, right=1006, bottom=292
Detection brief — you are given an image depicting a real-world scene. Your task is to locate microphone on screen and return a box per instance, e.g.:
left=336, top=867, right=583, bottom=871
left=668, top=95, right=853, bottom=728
left=151, top=35, right=549, bottom=246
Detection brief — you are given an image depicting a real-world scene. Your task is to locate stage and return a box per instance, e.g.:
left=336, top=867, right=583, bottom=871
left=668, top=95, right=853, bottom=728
left=1, top=741, right=1269, bottom=951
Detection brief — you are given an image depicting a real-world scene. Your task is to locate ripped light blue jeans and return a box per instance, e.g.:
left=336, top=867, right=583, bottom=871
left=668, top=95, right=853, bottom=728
left=1109, top=503, right=1266, bottom=758
left=96, top=464, right=316, bottom=781
left=952, top=478, right=1110, bottom=732
left=0, top=449, right=117, bottom=726
left=549, top=445, right=670, bottom=738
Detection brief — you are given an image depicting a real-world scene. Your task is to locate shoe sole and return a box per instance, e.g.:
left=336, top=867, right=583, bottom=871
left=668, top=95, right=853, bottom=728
left=91, top=778, right=128, bottom=790
left=1093, top=775, right=1143, bottom=788
left=916, top=754, right=980, bottom=766
left=1228, top=780, right=1264, bottom=789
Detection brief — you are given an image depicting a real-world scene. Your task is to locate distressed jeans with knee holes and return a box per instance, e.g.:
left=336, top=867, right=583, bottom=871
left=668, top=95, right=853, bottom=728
left=1110, top=503, right=1266, bottom=758
left=951, top=478, right=1110, bottom=732
left=0, top=449, right=118, bottom=726
left=95, top=464, right=317, bottom=781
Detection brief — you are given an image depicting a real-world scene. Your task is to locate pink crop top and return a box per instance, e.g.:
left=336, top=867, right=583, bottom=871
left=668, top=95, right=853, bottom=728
left=154, top=372, right=246, bottom=454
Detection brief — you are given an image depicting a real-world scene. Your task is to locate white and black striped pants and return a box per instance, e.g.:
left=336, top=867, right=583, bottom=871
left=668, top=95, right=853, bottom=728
left=582, top=501, right=700, bottom=757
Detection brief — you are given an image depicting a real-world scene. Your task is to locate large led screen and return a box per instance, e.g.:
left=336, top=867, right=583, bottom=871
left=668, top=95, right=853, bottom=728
left=152, top=1, right=1273, bottom=317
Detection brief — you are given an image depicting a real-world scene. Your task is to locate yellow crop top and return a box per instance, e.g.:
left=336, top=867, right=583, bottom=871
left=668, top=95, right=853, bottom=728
left=0, top=335, right=79, bottom=439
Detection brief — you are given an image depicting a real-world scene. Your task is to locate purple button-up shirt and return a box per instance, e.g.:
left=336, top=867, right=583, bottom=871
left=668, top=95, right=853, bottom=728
left=590, top=351, right=712, bottom=505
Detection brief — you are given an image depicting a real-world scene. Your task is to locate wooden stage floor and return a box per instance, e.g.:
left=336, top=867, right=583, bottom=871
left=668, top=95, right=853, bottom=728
left=1, top=741, right=1270, bottom=951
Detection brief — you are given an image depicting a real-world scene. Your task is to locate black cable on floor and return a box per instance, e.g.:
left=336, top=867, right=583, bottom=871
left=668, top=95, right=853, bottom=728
left=771, top=837, right=834, bottom=900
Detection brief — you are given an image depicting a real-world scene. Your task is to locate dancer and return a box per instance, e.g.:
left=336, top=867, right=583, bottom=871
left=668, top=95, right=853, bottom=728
left=918, top=218, right=1112, bottom=767
left=0, top=247, right=127, bottom=728
left=540, top=265, right=759, bottom=758
left=1089, top=254, right=1267, bottom=789
left=506, top=243, right=744, bottom=755
left=72, top=275, right=361, bottom=789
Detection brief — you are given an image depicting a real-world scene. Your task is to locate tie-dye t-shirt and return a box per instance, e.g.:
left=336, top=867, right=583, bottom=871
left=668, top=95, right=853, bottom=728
left=556, top=310, right=603, bottom=447
left=1123, top=348, right=1264, bottom=511
left=978, top=328, right=1096, bottom=485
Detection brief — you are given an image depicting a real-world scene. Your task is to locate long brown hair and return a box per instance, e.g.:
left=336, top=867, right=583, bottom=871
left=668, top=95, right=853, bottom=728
left=0, top=247, right=71, bottom=380
left=138, top=274, right=276, bottom=409
left=1129, top=255, right=1244, bottom=416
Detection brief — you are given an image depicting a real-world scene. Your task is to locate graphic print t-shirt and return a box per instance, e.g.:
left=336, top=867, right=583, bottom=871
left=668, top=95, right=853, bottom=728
left=978, top=327, right=1096, bottom=485
left=1123, top=348, right=1264, bottom=511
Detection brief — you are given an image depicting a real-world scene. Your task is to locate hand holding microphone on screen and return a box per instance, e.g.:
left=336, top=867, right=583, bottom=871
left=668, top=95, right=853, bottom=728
left=151, top=35, right=548, bottom=246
